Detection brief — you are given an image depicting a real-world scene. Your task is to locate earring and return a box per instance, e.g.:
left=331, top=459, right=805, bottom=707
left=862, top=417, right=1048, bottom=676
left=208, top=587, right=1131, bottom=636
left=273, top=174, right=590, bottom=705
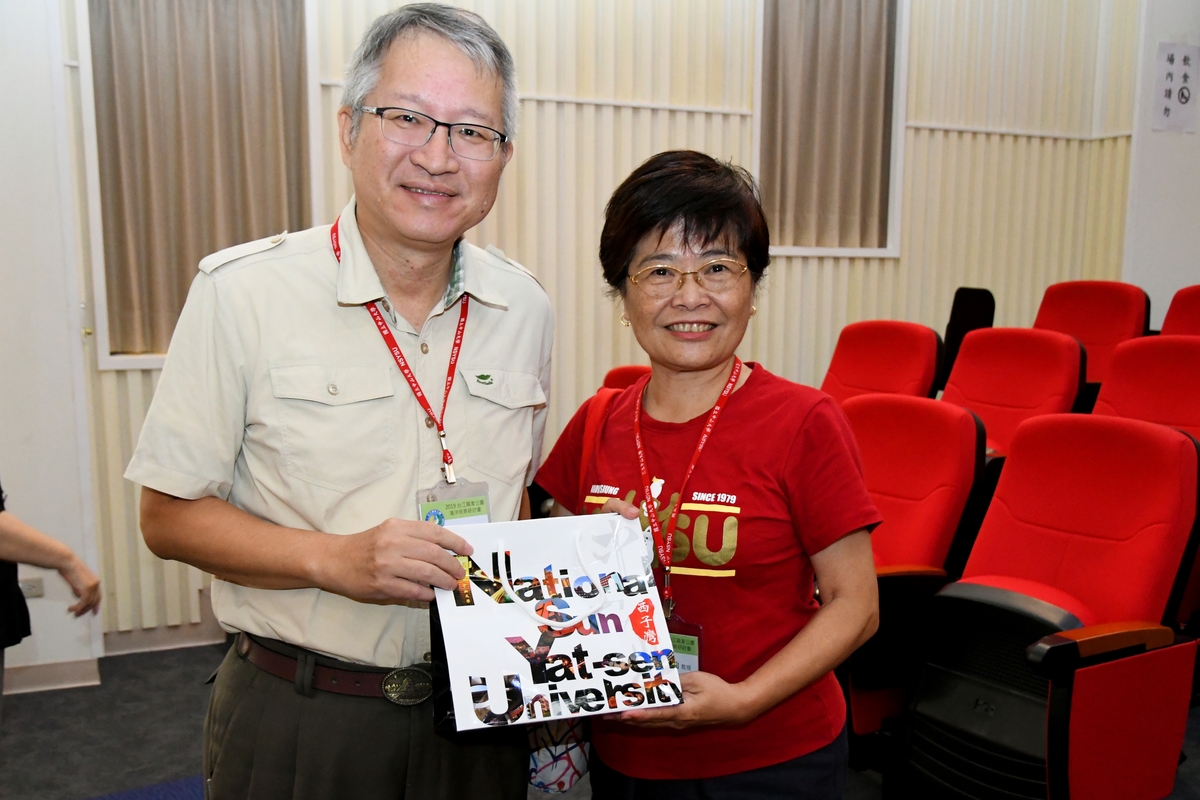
left=620, top=312, right=631, bottom=327
left=750, top=305, right=757, bottom=317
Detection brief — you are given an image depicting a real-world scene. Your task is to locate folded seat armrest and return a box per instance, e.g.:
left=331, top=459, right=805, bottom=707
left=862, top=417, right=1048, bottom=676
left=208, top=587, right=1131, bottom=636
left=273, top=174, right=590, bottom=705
left=876, top=564, right=947, bottom=578
left=877, top=565, right=950, bottom=599
left=876, top=565, right=950, bottom=602
left=1027, top=621, right=1177, bottom=680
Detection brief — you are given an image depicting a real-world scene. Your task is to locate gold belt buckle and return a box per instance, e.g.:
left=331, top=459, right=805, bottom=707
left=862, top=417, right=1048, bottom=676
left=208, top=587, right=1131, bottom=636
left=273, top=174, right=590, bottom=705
left=382, top=666, right=433, bottom=706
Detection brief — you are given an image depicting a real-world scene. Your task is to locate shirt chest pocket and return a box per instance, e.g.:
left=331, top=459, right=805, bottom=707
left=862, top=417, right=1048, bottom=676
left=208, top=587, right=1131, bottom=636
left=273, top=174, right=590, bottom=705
left=269, top=364, right=397, bottom=493
left=459, top=366, right=546, bottom=485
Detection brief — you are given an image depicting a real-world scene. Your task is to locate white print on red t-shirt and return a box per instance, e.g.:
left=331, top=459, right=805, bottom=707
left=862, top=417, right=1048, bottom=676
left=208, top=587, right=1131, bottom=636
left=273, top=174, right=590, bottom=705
left=689, top=490, right=738, bottom=505
left=586, top=488, right=740, bottom=570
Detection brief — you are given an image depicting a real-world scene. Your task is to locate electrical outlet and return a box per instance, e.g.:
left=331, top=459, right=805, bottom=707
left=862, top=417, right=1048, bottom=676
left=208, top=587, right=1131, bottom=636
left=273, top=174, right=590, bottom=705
left=18, top=577, right=44, bottom=599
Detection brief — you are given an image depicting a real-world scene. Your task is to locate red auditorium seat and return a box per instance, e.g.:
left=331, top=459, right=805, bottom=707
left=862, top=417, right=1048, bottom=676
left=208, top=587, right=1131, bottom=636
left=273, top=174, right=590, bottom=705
left=601, top=364, right=650, bottom=389
left=1093, top=336, right=1200, bottom=439
left=1162, top=284, right=1200, bottom=336
left=1032, top=280, right=1149, bottom=383
left=840, top=395, right=985, bottom=738
left=820, top=320, right=941, bottom=405
left=890, top=415, right=1200, bottom=800
left=1093, top=336, right=1200, bottom=631
left=941, top=328, right=1083, bottom=456
left=845, top=395, right=983, bottom=571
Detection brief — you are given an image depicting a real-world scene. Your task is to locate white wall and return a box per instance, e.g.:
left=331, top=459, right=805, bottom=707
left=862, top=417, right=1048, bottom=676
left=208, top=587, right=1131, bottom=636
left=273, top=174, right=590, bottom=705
left=1124, top=0, right=1200, bottom=327
left=0, top=1, right=102, bottom=671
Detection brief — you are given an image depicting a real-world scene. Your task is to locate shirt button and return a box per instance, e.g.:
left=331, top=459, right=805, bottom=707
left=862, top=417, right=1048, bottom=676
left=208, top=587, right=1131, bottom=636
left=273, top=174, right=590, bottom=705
left=425, top=416, right=435, bottom=428
left=327, top=383, right=340, bottom=396
left=420, top=342, right=429, bottom=354
left=423, top=651, right=432, bottom=662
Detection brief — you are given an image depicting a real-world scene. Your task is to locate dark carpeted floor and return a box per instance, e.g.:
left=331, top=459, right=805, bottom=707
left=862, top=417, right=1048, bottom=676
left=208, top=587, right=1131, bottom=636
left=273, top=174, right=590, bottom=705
left=0, top=643, right=225, bottom=800
left=1, top=643, right=1199, bottom=799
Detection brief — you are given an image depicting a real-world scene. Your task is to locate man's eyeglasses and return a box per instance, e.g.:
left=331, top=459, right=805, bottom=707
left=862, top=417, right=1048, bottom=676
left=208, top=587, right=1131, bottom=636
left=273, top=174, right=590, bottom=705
left=628, top=259, right=750, bottom=299
left=359, top=106, right=509, bottom=161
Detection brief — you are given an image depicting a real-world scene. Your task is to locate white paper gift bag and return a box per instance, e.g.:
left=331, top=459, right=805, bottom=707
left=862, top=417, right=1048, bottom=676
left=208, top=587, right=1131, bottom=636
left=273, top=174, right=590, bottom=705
left=432, top=513, right=683, bottom=732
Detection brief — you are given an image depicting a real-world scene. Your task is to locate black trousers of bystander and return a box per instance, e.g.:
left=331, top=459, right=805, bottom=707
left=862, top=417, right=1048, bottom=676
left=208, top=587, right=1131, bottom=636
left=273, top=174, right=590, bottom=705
left=589, top=724, right=848, bottom=800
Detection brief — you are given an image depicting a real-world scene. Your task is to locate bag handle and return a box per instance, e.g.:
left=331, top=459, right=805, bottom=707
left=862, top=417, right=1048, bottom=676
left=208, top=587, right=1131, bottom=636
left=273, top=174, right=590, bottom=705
left=496, top=516, right=643, bottom=630
left=578, top=388, right=621, bottom=507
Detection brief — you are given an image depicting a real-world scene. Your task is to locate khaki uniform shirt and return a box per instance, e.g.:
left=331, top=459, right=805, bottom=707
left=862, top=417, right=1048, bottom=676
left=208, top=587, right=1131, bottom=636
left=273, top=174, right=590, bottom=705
left=126, top=196, right=554, bottom=666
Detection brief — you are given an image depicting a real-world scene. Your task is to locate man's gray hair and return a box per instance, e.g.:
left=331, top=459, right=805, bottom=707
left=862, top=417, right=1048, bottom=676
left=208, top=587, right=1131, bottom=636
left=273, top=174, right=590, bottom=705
left=341, top=3, right=519, bottom=142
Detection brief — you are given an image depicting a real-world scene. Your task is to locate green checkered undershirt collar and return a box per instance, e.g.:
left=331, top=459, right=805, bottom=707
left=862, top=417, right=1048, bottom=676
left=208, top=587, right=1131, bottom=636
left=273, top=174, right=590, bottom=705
left=442, top=241, right=466, bottom=310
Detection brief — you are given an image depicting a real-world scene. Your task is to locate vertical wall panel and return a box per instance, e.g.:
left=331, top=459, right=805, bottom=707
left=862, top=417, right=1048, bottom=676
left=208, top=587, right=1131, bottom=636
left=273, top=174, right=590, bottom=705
left=901, top=0, right=1135, bottom=336
left=88, top=368, right=211, bottom=633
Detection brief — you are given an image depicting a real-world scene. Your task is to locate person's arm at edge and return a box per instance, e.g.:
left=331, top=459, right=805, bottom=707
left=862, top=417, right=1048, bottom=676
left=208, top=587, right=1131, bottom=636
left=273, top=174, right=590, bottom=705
left=0, top=510, right=101, bottom=616
left=140, top=488, right=472, bottom=604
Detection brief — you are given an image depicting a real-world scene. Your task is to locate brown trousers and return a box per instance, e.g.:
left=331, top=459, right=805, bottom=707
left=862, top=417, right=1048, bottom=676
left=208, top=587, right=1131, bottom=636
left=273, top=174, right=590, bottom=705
left=203, top=643, right=529, bottom=800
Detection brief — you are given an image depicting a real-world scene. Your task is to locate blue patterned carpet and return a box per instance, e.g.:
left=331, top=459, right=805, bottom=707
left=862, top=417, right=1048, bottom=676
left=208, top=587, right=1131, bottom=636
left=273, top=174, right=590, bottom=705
left=87, top=776, right=203, bottom=800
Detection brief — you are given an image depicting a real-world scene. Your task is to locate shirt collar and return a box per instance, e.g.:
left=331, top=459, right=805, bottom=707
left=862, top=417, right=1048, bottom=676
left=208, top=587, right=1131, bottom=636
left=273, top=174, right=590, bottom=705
left=334, top=195, right=507, bottom=311
left=455, top=239, right=508, bottom=310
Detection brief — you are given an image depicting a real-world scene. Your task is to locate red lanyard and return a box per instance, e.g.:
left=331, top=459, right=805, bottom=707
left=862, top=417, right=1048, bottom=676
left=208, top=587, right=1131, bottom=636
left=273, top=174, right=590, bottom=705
left=331, top=217, right=468, bottom=484
left=633, top=357, right=741, bottom=617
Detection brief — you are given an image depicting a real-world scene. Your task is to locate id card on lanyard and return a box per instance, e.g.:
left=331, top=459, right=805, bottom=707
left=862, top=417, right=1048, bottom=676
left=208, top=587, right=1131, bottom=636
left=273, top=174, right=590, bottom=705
left=330, top=217, right=491, bottom=525
left=633, top=357, right=742, bottom=673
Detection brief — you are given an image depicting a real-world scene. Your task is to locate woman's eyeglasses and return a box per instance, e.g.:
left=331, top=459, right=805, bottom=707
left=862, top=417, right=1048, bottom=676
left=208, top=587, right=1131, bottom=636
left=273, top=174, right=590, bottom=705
left=628, top=259, right=749, bottom=299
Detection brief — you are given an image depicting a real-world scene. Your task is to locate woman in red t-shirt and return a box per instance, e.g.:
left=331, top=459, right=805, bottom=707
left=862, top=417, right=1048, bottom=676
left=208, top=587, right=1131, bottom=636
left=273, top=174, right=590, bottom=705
left=535, top=150, right=882, bottom=798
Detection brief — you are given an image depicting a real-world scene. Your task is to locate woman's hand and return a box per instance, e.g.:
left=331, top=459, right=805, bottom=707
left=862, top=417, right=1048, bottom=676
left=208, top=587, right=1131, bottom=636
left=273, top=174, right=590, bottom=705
left=599, top=497, right=641, bottom=520
left=0, top=509, right=103, bottom=616
left=60, top=555, right=101, bottom=616
left=615, top=671, right=757, bottom=729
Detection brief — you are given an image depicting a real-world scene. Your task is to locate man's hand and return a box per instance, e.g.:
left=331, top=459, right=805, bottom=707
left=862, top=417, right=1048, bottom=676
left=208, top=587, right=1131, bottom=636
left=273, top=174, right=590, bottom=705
left=616, top=671, right=756, bottom=729
left=60, top=555, right=102, bottom=616
left=141, top=489, right=473, bottom=603
left=316, top=518, right=473, bottom=603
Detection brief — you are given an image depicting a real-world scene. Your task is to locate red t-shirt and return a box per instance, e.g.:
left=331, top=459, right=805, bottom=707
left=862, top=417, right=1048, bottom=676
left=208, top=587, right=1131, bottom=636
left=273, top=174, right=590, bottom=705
left=535, top=365, right=881, bottom=779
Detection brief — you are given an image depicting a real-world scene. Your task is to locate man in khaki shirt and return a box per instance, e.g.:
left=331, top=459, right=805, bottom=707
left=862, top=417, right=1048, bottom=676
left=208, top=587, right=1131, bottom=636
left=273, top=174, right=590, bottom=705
left=125, top=5, right=548, bottom=798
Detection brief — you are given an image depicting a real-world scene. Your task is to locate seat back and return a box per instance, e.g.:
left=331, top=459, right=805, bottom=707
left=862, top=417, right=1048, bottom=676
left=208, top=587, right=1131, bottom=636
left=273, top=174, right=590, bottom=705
left=941, top=328, right=1083, bottom=455
left=1162, top=284, right=1200, bottom=336
left=962, top=415, right=1200, bottom=626
left=842, top=395, right=983, bottom=570
left=820, top=320, right=941, bottom=405
left=1094, top=336, right=1200, bottom=627
left=934, top=286, right=995, bottom=393
left=602, top=365, right=650, bottom=390
left=1093, top=336, right=1200, bottom=439
left=1032, top=280, right=1149, bottom=383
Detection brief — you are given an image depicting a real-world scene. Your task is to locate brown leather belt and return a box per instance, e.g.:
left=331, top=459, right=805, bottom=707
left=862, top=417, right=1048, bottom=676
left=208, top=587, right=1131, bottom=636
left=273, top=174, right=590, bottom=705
left=236, top=632, right=433, bottom=705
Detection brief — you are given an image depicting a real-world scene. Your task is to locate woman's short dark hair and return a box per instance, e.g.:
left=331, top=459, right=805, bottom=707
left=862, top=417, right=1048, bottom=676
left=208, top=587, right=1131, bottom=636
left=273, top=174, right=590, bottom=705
left=599, top=150, right=770, bottom=294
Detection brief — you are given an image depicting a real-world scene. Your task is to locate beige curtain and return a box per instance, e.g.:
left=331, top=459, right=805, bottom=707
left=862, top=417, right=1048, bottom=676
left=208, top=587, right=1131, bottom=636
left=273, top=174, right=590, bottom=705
left=90, top=0, right=310, bottom=354
left=760, top=0, right=895, bottom=248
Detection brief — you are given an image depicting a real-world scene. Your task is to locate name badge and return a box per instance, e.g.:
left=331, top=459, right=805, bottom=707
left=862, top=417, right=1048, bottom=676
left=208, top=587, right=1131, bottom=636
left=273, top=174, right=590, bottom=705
left=667, top=615, right=703, bottom=674
left=418, top=478, right=491, bottom=525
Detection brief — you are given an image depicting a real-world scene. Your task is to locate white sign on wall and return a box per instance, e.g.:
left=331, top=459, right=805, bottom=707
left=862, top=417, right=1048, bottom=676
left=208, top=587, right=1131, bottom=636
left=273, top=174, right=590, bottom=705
left=1153, top=41, right=1200, bottom=133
